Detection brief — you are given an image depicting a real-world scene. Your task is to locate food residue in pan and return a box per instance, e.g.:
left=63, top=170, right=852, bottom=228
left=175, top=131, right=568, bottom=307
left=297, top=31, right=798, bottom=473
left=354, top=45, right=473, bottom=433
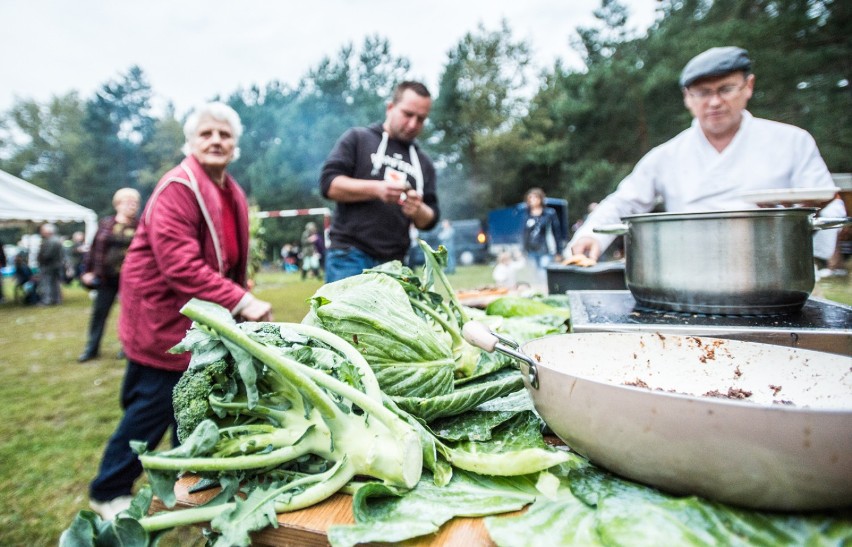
left=621, top=380, right=797, bottom=406
left=703, top=387, right=753, bottom=400
left=685, top=336, right=725, bottom=363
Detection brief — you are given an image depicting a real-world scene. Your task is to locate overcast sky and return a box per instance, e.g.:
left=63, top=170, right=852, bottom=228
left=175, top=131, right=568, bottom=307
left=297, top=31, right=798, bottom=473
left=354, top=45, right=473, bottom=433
left=1, top=0, right=662, bottom=117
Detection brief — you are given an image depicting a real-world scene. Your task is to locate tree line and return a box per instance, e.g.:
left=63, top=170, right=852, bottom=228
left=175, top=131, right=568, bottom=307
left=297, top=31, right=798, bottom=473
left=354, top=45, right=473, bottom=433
left=1, top=0, right=848, bottom=255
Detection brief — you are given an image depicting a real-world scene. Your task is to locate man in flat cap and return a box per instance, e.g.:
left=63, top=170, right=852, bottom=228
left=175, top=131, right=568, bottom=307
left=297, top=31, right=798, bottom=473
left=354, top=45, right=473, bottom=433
left=569, top=46, right=845, bottom=264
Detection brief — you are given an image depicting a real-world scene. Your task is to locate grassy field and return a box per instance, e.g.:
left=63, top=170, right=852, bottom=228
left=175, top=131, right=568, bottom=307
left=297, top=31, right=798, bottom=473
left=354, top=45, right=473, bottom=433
left=0, top=265, right=848, bottom=545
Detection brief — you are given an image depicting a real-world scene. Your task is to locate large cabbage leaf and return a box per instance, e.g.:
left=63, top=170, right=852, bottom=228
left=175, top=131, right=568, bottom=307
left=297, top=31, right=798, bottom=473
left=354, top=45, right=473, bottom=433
left=306, top=272, right=455, bottom=398
left=390, top=369, right=523, bottom=422
left=327, top=470, right=543, bottom=547
left=428, top=390, right=537, bottom=442
left=485, top=462, right=852, bottom=546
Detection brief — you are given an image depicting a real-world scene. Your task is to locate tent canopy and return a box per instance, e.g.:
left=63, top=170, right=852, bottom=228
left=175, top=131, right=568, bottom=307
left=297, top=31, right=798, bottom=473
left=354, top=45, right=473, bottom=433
left=0, top=169, right=98, bottom=242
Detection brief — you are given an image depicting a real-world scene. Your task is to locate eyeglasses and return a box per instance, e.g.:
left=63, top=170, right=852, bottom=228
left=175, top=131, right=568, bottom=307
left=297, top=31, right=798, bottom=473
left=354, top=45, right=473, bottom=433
left=686, top=81, right=747, bottom=101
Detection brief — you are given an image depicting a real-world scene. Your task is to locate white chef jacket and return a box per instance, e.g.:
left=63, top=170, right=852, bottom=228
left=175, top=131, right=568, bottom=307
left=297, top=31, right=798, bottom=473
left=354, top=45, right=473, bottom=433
left=571, top=111, right=845, bottom=259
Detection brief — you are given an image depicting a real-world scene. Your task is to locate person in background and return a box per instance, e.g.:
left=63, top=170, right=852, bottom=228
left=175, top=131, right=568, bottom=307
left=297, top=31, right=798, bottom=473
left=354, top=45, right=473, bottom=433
left=287, top=243, right=301, bottom=272
left=570, top=46, right=845, bottom=261
left=319, top=81, right=440, bottom=282
left=0, top=240, right=6, bottom=303
left=78, top=188, right=141, bottom=363
left=36, top=223, right=64, bottom=305
left=13, top=252, right=38, bottom=305
left=68, top=231, right=89, bottom=283
left=87, top=102, right=273, bottom=521
left=300, top=221, right=322, bottom=280
left=280, top=243, right=292, bottom=271
left=438, top=219, right=456, bottom=274
left=314, top=223, right=327, bottom=275
left=522, top=188, right=562, bottom=283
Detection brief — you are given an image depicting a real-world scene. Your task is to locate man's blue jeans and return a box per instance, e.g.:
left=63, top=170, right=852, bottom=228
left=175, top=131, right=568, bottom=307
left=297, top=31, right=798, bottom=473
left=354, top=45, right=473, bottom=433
left=324, top=247, right=384, bottom=283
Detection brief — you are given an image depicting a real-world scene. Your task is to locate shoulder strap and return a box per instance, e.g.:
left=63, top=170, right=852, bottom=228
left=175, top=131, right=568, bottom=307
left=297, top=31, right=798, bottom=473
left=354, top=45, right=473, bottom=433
left=144, top=161, right=225, bottom=274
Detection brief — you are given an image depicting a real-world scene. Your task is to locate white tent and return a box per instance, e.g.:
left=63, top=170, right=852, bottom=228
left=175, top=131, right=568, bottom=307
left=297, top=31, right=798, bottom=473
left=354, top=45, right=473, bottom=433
left=0, top=169, right=98, bottom=242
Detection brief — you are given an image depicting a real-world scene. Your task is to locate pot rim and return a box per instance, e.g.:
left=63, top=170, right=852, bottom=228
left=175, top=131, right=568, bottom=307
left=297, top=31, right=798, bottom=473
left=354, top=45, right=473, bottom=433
left=622, top=208, right=818, bottom=223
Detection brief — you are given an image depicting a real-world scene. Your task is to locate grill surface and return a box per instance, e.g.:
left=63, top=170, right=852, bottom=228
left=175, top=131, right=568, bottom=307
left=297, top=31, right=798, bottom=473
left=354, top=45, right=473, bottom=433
left=566, top=290, right=852, bottom=356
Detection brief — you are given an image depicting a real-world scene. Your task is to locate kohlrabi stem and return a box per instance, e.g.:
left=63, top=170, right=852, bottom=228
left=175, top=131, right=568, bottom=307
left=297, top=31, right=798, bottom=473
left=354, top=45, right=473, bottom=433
left=418, top=239, right=470, bottom=324
left=140, top=442, right=315, bottom=471
left=140, top=502, right=232, bottom=532
left=140, top=460, right=348, bottom=532
left=408, top=298, right=462, bottom=348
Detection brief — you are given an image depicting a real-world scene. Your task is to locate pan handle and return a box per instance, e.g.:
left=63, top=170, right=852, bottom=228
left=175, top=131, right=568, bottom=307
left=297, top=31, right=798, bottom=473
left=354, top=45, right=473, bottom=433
left=811, top=216, right=852, bottom=231
left=462, top=322, right=539, bottom=389
left=593, top=223, right=628, bottom=235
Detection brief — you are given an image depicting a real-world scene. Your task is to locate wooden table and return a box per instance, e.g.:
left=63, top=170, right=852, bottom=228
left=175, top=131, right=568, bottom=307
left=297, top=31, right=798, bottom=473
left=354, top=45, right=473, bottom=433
left=151, top=475, right=503, bottom=546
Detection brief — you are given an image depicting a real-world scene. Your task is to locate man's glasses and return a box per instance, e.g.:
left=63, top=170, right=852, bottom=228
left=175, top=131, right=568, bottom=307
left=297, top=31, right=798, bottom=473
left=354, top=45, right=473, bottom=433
left=686, top=81, right=747, bottom=101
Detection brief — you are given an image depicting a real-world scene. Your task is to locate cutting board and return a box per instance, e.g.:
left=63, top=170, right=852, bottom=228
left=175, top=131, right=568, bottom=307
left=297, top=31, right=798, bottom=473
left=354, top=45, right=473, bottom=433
left=150, top=475, right=506, bottom=546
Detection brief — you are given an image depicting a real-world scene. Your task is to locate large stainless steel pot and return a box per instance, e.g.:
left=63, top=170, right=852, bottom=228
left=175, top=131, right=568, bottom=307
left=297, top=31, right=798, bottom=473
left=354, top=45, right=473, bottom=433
left=462, top=322, right=852, bottom=511
left=595, top=208, right=851, bottom=315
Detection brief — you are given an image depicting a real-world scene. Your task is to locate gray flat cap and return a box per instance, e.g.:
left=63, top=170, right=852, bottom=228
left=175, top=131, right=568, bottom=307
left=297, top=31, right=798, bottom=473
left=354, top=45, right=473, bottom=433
left=680, top=46, right=751, bottom=88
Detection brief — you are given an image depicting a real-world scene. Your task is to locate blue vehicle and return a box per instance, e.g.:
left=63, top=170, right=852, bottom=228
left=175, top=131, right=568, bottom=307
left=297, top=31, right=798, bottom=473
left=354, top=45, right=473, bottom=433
left=487, top=197, right=569, bottom=255
left=407, top=219, right=489, bottom=268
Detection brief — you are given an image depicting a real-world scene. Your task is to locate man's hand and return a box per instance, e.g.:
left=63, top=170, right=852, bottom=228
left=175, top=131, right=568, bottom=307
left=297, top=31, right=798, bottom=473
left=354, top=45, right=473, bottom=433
left=400, top=189, right=423, bottom=216
left=376, top=180, right=410, bottom=205
left=327, top=176, right=408, bottom=204
left=239, top=298, right=273, bottom=322
left=401, top=189, right=435, bottom=229
left=570, top=237, right=602, bottom=262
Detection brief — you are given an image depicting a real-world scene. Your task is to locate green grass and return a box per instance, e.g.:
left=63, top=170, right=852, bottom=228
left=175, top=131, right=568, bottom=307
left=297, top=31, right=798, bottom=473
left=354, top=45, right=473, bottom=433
left=814, top=274, right=852, bottom=306
left=0, top=264, right=847, bottom=545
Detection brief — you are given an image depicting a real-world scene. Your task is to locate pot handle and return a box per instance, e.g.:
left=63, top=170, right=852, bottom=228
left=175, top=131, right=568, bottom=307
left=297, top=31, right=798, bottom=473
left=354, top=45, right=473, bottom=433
left=462, top=322, right=539, bottom=389
left=593, top=223, right=628, bottom=235
left=811, top=216, right=852, bottom=231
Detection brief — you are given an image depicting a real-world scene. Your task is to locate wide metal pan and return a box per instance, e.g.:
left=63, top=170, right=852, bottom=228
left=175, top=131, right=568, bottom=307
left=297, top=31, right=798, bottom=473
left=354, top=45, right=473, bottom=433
left=463, top=322, right=852, bottom=511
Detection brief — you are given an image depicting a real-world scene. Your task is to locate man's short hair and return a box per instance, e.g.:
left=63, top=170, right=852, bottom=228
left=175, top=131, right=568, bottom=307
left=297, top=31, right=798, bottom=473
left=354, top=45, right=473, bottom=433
left=392, top=81, right=431, bottom=103
left=680, top=47, right=752, bottom=88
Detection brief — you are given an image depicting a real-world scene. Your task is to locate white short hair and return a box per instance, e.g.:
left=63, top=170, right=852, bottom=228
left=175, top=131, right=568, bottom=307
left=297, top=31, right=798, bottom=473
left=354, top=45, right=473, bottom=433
left=181, top=102, right=243, bottom=160
left=113, top=187, right=141, bottom=206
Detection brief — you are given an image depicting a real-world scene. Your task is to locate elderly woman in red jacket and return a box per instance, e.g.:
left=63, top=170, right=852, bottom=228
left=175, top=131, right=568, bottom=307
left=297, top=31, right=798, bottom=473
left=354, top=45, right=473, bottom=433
left=87, top=102, right=273, bottom=520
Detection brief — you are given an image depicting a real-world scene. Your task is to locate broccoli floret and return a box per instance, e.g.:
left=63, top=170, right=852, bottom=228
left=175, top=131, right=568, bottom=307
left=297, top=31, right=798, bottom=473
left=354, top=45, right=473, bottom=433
left=173, top=358, right=234, bottom=442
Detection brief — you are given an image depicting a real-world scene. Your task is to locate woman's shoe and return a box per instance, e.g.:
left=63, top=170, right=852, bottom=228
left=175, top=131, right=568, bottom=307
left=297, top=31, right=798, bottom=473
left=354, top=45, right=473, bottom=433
left=77, top=351, right=99, bottom=363
left=89, top=495, right=134, bottom=521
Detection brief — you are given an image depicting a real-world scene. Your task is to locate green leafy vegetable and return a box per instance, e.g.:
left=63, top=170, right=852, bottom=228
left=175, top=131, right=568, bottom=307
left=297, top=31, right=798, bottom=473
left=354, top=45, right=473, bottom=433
left=300, top=243, right=570, bottom=482
left=328, top=470, right=541, bottom=547
left=390, top=369, right=524, bottom=422
left=306, top=272, right=456, bottom=398
left=485, top=295, right=571, bottom=321
left=485, top=461, right=852, bottom=547
left=62, top=299, right=422, bottom=546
